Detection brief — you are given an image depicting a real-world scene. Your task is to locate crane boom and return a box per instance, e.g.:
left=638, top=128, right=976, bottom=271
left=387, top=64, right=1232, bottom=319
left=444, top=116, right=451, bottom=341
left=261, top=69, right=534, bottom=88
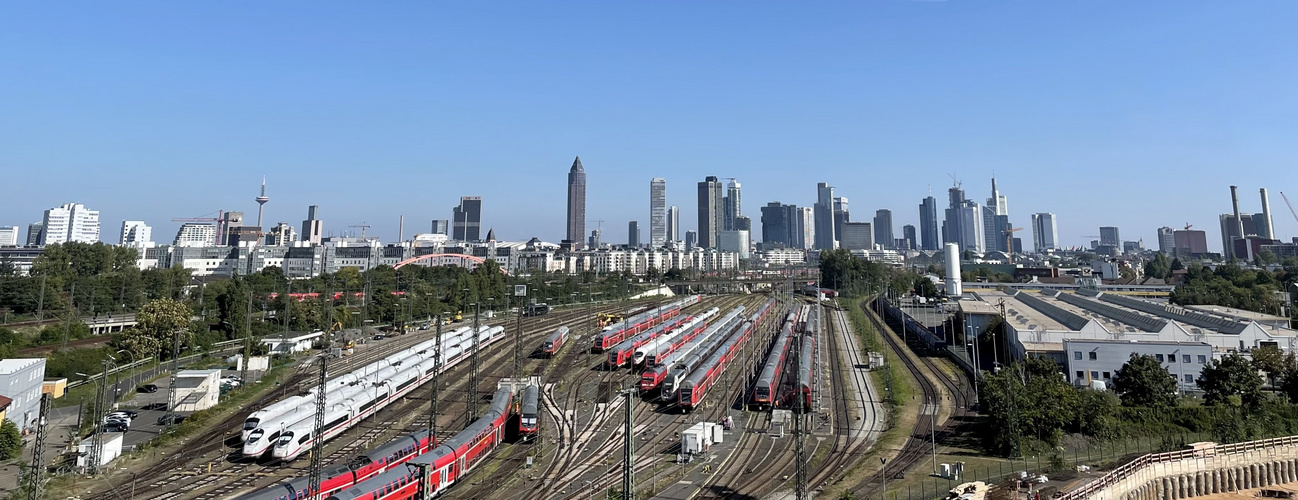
left=1281, top=192, right=1298, bottom=226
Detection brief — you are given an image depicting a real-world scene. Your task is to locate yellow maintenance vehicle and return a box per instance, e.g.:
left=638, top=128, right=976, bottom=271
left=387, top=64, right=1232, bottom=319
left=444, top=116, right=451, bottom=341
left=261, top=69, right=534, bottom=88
left=597, top=312, right=625, bottom=328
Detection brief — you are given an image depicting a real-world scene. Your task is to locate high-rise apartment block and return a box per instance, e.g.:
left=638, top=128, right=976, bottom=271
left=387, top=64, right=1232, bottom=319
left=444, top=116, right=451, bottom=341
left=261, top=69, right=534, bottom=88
left=566, top=157, right=586, bottom=248
left=453, top=196, right=482, bottom=242
left=813, top=183, right=836, bottom=250
left=650, top=178, right=667, bottom=247
left=174, top=223, right=218, bottom=247
left=697, top=176, right=723, bottom=248
left=41, top=202, right=100, bottom=245
left=119, top=221, right=152, bottom=247
left=301, top=205, right=323, bottom=244
left=919, top=195, right=939, bottom=251
left=266, top=222, right=296, bottom=246
left=1157, top=227, right=1175, bottom=254
left=1031, top=213, right=1059, bottom=252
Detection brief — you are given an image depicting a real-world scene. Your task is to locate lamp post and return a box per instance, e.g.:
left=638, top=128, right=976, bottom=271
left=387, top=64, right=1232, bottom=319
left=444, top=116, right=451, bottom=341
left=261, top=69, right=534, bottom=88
left=115, top=349, right=136, bottom=403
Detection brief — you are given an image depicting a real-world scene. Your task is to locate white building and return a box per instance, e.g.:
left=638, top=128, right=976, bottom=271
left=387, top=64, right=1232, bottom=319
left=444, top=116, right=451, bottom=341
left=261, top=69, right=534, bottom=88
left=718, top=230, right=750, bottom=259
left=759, top=248, right=806, bottom=266
left=0, top=358, right=47, bottom=433
left=119, top=221, right=152, bottom=247
left=173, top=223, right=218, bottom=247
left=41, top=202, right=100, bottom=245
left=795, top=207, right=815, bottom=250
left=77, top=433, right=123, bottom=470
left=0, top=226, right=18, bottom=247
left=173, top=369, right=222, bottom=411
left=265, top=222, right=297, bottom=246
left=1064, top=339, right=1212, bottom=392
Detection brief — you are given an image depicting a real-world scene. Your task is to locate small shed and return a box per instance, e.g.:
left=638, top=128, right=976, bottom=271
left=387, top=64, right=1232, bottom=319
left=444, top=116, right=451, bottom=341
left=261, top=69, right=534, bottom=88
left=43, top=378, right=67, bottom=399
left=262, top=331, right=324, bottom=354
left=173, top=369, right=221, bottom=412
left=77, top=433, right=124, bottom=469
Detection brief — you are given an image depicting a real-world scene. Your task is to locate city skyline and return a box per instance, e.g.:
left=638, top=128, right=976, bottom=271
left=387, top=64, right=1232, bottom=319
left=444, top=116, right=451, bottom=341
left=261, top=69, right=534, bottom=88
left=2, top=3, right=1296, bottom=249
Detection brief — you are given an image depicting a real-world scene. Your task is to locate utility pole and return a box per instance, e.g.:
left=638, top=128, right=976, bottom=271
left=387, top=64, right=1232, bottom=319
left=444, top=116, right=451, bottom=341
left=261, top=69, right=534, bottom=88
left=514, top=285, right=526, bottom=379
left=36, top=274, right=46, bottom=324
left=89, top=358, right=110, bottom=475
left=240, top=283, right=251, bottom=385
left=63, top=282, right=76, bottom=348
left=164, top=327, right=182, bottom=428
left=308, top=356, right=327, bottom=496
left=622, top=390, right=635, bottom=500
left=27, top=393, right=50, bottom=500
left=795, top=315, right=807, bottom=500
left=429, top=315, right=442, bottom=439
left=468, top=302, right=480, bottom=424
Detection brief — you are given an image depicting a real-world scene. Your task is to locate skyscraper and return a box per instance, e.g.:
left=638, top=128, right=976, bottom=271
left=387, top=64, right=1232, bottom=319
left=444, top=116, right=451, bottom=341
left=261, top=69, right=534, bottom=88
left=697, top=176, right=723, bottom=248
left=902, top=225, right=917, bottom=251
left=760, top=202, right=790, bottom=246
left=25, top=222, right=43, bottom=247
left=943, top=186, right=984, bottom=253
left=452, top=196, right=482, bottom=242
left=684, top=230, right=697, bottom=250
left=813, top=183, right=836, bottom=250
left=919, top=195, right=939, bottom=251
left=566, top=157, right=586, bottom=248
left=833, top=197, right=849, bottom=241
left=431, top=219, right=449, bottom=235
left=0, top=226, right=18, bottom=247
left=650, top=178, right=667, bottom=247
left=628, top=221, right=640, bottom=247
left=841, top=222, right=873, bottom=250
left=40, top=202, right=100, bottom=245
left=1031, top=213, right=1059, bottom=252
left=1099, top=227, right=1120, bottom=247
left=119, top=221, right=152, bottom=246
left=873, top=209, right=894, bottom=250
left=174, top=223, right=217, bottom=247
left=667, top=206, right=679, bottom=242
left=982, top=178, right=1011, bottom=253
left=301, top=205, right=323, bottom=245
left=797, top=206, right=816, bottom=250
left=1156, top=227, right=1175, bottom=254
left=724, top=178, right=742, bottom=232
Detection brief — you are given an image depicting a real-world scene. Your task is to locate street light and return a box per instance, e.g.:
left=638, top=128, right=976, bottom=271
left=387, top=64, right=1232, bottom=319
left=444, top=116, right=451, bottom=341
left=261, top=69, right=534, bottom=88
left=114, top=349, right=136, bottom=403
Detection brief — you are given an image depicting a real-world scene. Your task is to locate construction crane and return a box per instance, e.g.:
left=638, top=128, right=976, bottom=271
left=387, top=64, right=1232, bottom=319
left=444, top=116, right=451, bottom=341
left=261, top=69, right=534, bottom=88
left=1003, top=227, right=1024, bottom=263
left=1281, top=192, right=1298, bottom=226
left=348, top=222, right=372, bottom=239
left=1184, top=223, right=1194, bottom=230
left=173, top=211, right=225, bottom=245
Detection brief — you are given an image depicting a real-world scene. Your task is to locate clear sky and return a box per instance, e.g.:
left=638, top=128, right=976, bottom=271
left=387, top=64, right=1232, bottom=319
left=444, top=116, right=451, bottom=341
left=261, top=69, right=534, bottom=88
left=2, top=2, right=1296, bottom=250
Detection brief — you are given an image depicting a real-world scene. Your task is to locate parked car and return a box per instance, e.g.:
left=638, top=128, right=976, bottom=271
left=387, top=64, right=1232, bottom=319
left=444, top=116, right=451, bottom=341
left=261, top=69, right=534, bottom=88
left=102, top=422, right=129, bottom=433
left=141, top=402, right=168, bottom=411
left=107, top=410, right=138, bottom=420
left=156, top=414, right=186, bottom=425
left=372, top=334, right=385, bottom=341
left=137, top=384, right=159, bottom=393
left=103, top=416, right=130, bottom=428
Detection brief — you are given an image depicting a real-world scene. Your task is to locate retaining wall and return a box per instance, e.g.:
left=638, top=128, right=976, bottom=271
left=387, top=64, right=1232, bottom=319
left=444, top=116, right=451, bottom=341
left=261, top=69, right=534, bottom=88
left=1063, top=437, right=1298, bottom=500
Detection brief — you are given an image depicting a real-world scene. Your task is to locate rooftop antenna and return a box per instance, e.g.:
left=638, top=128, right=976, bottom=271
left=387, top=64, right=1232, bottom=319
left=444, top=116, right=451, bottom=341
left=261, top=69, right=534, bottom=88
left=255, top=176, right=269, bottom=228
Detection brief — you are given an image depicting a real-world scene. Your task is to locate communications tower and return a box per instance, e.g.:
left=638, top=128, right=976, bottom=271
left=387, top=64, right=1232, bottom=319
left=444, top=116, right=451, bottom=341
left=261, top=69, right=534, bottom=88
left=255, top=177, right=269, bottom=227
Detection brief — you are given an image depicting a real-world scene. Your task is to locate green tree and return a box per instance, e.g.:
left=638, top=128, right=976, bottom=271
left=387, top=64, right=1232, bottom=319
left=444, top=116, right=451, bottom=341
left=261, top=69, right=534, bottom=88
left=1111, top=353, right=1178, bottom=408
left=1250, top=344, right=1291, bottom=388
left=121, top=298, right=194, bottom=360
left=1144, top=253, right=1172, bottom=280
left=216, top=276, right=249, bottom=341
left=913, top=276, right=939, bottom=299
left=0, top=420, right=21, bottom=460
left=1198, top=353, right=1265, bottom=410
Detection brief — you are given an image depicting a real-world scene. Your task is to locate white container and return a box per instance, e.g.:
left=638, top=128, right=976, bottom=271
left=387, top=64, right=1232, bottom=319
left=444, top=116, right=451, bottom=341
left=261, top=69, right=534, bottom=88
left=709, top=422, right=724, bottom=444
left=77, top=433, right=124, bottom=468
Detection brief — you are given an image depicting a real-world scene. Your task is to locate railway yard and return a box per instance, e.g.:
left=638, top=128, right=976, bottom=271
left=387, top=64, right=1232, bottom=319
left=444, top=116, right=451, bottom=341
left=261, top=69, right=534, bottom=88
left=71, top=291, right=978, bottom=500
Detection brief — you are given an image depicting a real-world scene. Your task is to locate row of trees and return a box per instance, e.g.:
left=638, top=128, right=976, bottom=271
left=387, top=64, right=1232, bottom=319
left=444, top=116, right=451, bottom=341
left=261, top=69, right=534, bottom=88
left=0, top=242, right=194, bottom=321
left=1169, top=262, right=1294, bottom=315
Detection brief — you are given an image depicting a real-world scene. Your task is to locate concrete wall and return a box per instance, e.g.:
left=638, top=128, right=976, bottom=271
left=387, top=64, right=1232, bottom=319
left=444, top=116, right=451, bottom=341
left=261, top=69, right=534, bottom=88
left=1069, top=440, right=1298, bottom=500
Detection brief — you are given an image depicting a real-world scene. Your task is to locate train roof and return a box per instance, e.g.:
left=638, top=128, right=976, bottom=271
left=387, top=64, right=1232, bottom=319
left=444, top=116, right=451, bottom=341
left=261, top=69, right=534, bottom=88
left=545, top=326, right=569, bottom=342
left=757, top=327, right=794, bottom=382
left=521, top=385, right=540, bottom=414
left=682, top=320, right=748, bottom=388
left=230, top=477, right=310, bottom=500
left=327, top=466, right=418, bottom=500
left=436, top=387, right=513, bottom=451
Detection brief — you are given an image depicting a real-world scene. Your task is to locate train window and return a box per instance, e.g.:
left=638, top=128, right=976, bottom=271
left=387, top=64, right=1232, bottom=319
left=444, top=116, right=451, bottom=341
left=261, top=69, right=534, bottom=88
left=299, top=433, right=311, bottom=445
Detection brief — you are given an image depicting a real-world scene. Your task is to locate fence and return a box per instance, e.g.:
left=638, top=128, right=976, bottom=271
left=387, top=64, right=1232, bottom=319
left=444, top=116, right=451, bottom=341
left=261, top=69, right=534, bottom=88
left=67, top=339, right=244, bottom=390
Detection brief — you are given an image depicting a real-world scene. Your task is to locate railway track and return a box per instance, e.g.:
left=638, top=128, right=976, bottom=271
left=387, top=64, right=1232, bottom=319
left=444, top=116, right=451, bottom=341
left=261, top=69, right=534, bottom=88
left=849, top=297, right=973, bottom=498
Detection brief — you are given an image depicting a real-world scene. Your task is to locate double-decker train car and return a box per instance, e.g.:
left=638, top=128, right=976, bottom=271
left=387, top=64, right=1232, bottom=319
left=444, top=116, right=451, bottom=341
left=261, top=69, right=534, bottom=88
left=752, top=319, right=795, bottom=409
left=593, top=295, right=700, bottom=351
left=796, top=333, right=816, bottom=412
left=540, top=326, right=569, bottom=357
left=636, top=308, right=717, bottom=367
left=606, top=316, right=687, bottom=367
left=679, top=320, right=754, bottom=412
left=654, top=308, right=745, bottom=398
left=518, top=384, right=540, bottom=439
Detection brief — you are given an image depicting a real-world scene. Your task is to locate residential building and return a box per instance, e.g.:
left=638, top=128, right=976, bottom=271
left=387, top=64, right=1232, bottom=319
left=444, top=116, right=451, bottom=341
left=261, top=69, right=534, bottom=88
left=667, top=206, right=679, bottom=243
left=840, top=222, right=873, bottom=250
left=833, top=197, right=849, bottom=241
left=902, top=225, right=917, bottom=251
left=567, top=157, right=586, bottom=248
left=723, top=178, right=742, bottom=232
left=301, top=205, right=323, bottom=245
left=25, top=223, right=43, bottom=247
left=119, top=221, right=152, bottom=247
left=718, top=230, right=750, bottom=259
left=1099, top=226, right=1120, bottom=247
left=650, top=178, right=667, bottom=247
left=873, top=209, right=894, bottom=250
left=0, top=226, right=18, bottom=247
left=266, top=222, right=296, bottom=246
left=1064, top=339, right=1210, bottom=392
left=453, top=196, right=482, bottom=242
left=813, top=183, right=836, bottom=250
left=0, top=358, right=46, bottom=433
left=221, top=212, right=245, bottom=246
left=697, top=176, right=723, bottom=248
left=1031, top=213, right=1059, bottom=253
left=589, top=229, right=602, bottom=249
left=40, top=202, right=100, bottom=245
left=919, top=195, right=939, bottom=251
left=174, top=223, right=218, bottom=247
left=628, top=221, right=640, bottom=247
left=1157, top=227, right=1175, bottom=254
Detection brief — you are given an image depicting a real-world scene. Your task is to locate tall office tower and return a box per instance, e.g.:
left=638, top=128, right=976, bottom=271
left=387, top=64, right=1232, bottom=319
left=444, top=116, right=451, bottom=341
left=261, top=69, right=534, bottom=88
left=981, top=178, right=1011, bottom=253
left=987, top=178, right=1008, bottom=216
left=266, top=222, right=296, bottom=246
left=255, top=177, right=270, bottom=228
left=667, top=206, right=679, bottom=242
left=684, top=230, right=697, bottom=250
left=1099, top=227, right=1120, bottom=247
left=919, top=196, right=939, bottom=251
left=1173, top=230, right=1209, bottom=256
left=902, top=225, right=917, bottom=251
left=734, top=216, right=751, bottom=231
left=813, top=183, right=836, bottom=250
left=174, top=223, right=218, bottom=247
left=431, top=219, right=449, bottom=235
left=942, top=186, right=984, bottom=253
left=1156, top=227, right=1175, bottom=254
left=301, top=205, right=324, bottom=245
left=452, top=196, right=483, bottom=242
left=628, top=221, right=640, bottom=247
left=1219, top=213, right=1259, bottom=256
left=0, top=226, right=19, bottom=247
left=833, top=197, right=849, bottom=241
left=760, top=202, right=790, bottom=246
left=797, top=206, right=816, bottom=250
left=589, top=229, right=602, bottom=248
left=723, top=178, right=742, bottom=232
left=566, top=156, right=587, bottom=248
left=650, top=178, right=667, bottom=247
left=1031, top=213, right=1059, bottom=252
left=119, top=221, right=152, bottom=246
left=222, top=211, right=246, bottom=246
left=697, top=176, right=724, bottom=248
left=840, top=222, right=873, bottom=250
left=25, top=222, right=43, bottom=246
left=873, top=209, right=894, bottom=250
left=40, top=202, right=101, bottom=245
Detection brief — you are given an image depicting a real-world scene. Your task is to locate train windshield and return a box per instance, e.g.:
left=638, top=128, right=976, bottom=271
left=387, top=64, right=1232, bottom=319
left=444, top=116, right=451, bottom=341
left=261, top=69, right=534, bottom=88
left=522, top=417, right=537, bottom=426
left=243, top=418, right=259, bottom=431
left=246, top=429, right=263, bottom=444
left=277, top=432, right=295, bottom=446
left=543, top=342, right=553, bottom=350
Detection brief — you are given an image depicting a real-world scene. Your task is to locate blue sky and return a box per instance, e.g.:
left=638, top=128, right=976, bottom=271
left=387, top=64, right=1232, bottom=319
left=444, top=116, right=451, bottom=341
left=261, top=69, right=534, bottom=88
left=2, top=2, right=1296, bottom=250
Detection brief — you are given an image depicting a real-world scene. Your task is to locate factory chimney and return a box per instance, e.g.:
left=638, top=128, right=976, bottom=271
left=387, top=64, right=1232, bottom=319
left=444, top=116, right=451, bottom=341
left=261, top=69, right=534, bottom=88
left=1260, top=188, right=1275, bottom=240
left=1230, top=185, right=1244, bottom=260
